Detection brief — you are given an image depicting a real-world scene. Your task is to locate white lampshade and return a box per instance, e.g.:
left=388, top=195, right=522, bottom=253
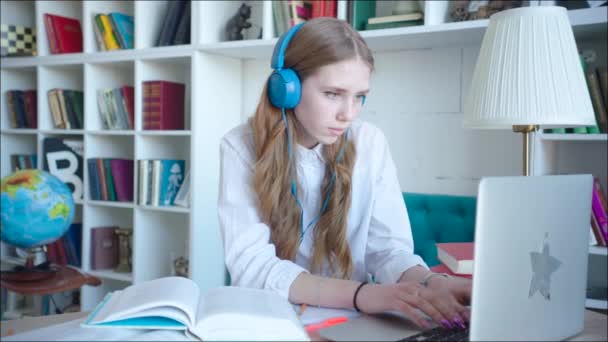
left=464, top=6, right=596, bottom=129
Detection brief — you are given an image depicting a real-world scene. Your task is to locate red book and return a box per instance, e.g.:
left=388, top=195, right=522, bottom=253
left=110, top=159, right=134, bottom=202
left=44, top=13, right=83, bottom=54
left=45, top=241, right=59, bottom=264
left=324, top=0, right=337, bottom=18
left=121, top=86, right=135, bottom=129
left=311, top=0, right=325, bottom=18
left=142, top=80, right=185, bottom=130
left=54, top=239, right=69, bottom=266
left=90, top=226, right=119, bottom=270
left=430, top=263, right=473, bottom=279
left=436, top=242, right=474, bottom=275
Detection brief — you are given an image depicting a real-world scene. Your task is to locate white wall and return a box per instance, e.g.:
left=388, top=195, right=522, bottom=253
left=241, top=44, right=522, bottom=197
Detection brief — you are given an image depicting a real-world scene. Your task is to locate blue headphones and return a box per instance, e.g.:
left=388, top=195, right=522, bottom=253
left=268, top=23, right=305, bottom=109
left=268, top=23, right=353, bottom=246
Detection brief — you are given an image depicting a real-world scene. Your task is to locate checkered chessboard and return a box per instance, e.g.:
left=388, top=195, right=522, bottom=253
left=1, top=23, right=37, bottom=57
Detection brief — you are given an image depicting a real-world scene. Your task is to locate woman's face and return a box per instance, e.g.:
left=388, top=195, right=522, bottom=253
left=294, top=58, right=371, bottom=149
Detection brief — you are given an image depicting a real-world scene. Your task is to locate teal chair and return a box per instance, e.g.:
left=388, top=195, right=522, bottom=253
left=403, top=192, right=476, bottom=267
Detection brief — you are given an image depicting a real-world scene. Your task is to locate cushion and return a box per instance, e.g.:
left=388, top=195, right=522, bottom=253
left=403, top=192, right=476, bottom=266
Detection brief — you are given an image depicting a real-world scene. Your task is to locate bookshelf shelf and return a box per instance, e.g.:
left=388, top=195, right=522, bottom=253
left=540, top=133, right=608, bottom=142
left=589, top=246, right=608, bottom=256
left=137, top=205, right=189, bottom=214
left=0, top=129, right=38, bottom=135
left=585, top=298, right=608, bottom=310
left=137, top=130, right=191, bottom=137
left=88, top=200, right=134, bottom=209
left=86, top=130, right=135, bottom=136
left=39, top=129, right=85, bottom=135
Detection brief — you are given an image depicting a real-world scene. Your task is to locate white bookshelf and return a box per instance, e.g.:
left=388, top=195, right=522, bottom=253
left=2, top=0, right=607, bottom=314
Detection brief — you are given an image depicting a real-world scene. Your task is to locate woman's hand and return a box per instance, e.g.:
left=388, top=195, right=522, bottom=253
left=355, top=277, right=471, bottom=329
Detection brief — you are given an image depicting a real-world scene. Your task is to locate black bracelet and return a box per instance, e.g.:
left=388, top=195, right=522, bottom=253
left=353, top=281, right=368, bottom=312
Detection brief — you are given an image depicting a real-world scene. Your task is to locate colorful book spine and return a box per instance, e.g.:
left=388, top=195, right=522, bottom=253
left=591, top=183, right=608, bottom=243
left=110, top=159, right=134, bottom=202
left=96, top=158, right=109, bottom=201
left=103, top=158, right=117, bottom=201
left=97, top=14, right=120, bottom=50
left=87, top=158, right=100, bottom=200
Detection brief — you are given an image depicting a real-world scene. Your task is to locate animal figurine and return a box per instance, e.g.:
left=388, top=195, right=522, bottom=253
left=226, top=3, right=252, bottom=41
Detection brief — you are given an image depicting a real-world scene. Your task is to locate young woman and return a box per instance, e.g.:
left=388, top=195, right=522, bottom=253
left=218, top=17, right=471, bottom=330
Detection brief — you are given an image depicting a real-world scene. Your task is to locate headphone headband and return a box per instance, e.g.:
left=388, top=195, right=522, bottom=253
left=271, top=23, right=305, bottom=70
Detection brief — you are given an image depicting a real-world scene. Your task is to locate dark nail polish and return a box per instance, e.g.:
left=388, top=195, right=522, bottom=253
left=453, top=318, right=466, bottom=329
left=441, top=319, right=453, bottom=329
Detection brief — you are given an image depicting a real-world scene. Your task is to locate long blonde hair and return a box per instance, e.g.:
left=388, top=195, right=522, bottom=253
left=251, top=18, right=374, bottom=278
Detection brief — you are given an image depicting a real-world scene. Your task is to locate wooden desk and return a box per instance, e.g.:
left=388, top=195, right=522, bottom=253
left=1, top=310, right=606, bottom=340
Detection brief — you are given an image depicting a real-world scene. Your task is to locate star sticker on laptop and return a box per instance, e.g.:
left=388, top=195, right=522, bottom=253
left=529, top=234, right=562, bottom=300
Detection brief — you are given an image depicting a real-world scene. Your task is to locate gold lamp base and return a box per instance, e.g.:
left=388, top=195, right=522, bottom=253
left=512, top=125, right=538, bottom=176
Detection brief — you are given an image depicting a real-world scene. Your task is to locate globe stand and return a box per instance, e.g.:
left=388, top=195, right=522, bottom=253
left=0, top=246, right=57, bottom=282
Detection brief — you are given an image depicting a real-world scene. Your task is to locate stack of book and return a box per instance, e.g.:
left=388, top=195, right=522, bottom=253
left=138, top=159, right=187, bottom=207
left=365, top=12, right=423, bottom=30
left=10, top=154, right=37, bottom=172
left=93, top=12, right=134, bottom=51
left=96, top=86, right=134, bottom=130
left=142, top=80, right=185, bottom=130
left=44, top=13, right=82, bottom=54
left=47, top=89, right=83, bottom=129
left=5, top=90, right=37, bottom=128
left=87, top=158, right=134, bottom=202
left=156, top=0, right=191, bottom=46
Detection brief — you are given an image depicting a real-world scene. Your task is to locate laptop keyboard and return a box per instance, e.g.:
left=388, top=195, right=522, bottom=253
left=400, top=326, right=470, bottom=341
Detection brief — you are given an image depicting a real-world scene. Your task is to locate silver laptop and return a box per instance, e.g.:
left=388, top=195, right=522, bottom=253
left=319, top=175, right=593, bottom=341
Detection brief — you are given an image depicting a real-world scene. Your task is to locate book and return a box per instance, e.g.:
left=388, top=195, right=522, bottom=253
left=81, top=277, right=309, bottom=341
left=121, top=86, right=135, bottom=129
left=110, top=159, right=134, bottom=202
left=43, top=13, right=83, bottom=54
left=23, top=90, right=38, bottom=129
left=172, top=1, right=191, bottom=45
left=365, top=19, right=423, bottom=30
left=97, top=158, right=109, bottom=201
left=367, top=12, right=423, bottom=25
left=591, top=179, right=608, bottom=242
left=103, top=158, right=117, bottom=201
left=351, top=0, right=376, bottom=31
left=90, top=226, right=119, bottom=270
left=156, top=0, right=188, bottom=46
left=598, top=67, right=608, bottom=106
left=436, top=242, right=474, bottom=275
left=430, top=263, right=473, bottom=279
left=108, top=13, right=134, bottom=49
left=87, top=158, right=101, bottom=201
left=142, top=80, right=186, bottom=130
left=174, top=170, right=190, bottom=208
left=138, top=159, right=151, bottom=205
left=43, top=137, right=84, bottom=200
left=586, top=69, right=608, bottom=133
left=96, top=14, right=120, bottom=50
left=159, top=159, right=185, bottom=206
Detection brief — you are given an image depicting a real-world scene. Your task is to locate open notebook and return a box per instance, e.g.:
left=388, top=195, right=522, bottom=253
left=82, top=277, right=309, bottom=341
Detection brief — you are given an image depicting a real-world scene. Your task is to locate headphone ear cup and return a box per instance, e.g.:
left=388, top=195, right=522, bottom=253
left=267, top=68, right=301, bottom=109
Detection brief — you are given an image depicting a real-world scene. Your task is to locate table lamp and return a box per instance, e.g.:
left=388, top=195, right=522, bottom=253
left=464, top=6, right=596, bottom=176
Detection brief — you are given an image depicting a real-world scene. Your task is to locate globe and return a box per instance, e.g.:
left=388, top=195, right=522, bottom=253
left=1, top=169, right=75, bottom=249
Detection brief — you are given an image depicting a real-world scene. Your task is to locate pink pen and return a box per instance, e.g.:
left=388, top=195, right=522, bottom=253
left=305, top=316, right=349, bottom=333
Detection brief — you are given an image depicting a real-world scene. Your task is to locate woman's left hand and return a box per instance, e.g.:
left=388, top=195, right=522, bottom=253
left=420, top=275, right=472, bottom=327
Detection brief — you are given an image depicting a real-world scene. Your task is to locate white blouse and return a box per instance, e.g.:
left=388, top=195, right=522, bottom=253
left=218, top=120, right=428, bottom=299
